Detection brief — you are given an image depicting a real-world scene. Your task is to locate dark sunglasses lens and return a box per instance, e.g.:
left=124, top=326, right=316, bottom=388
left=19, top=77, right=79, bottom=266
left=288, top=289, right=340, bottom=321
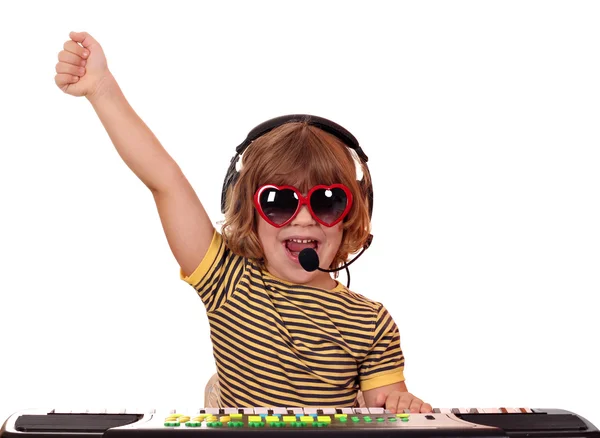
left=310, top=188, right=348, bottom=224
left=259, top=188, right=299, bottom=225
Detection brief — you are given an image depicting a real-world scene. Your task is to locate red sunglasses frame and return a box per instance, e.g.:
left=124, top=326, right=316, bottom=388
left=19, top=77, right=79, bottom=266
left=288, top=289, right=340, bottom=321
left=253, top=184, right=353, bottom=228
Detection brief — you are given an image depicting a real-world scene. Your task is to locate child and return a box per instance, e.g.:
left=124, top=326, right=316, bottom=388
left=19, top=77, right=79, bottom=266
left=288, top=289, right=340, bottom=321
left=54, top=31, right=432, bottom=414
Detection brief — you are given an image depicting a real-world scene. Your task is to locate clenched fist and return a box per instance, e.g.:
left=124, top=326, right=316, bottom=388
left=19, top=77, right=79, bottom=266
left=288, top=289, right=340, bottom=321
left=54, top=31, right=110, bottom=98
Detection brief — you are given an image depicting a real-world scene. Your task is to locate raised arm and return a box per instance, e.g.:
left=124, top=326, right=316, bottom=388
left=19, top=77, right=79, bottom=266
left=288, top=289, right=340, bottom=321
left=55, top=31, right=214, bottom=276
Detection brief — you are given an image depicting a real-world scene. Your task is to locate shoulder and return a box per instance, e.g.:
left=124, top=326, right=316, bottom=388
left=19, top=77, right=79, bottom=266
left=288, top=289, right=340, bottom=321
left=335, top=284, right=386, bottom=317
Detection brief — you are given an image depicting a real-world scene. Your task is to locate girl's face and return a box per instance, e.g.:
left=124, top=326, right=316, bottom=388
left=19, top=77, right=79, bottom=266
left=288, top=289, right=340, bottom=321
left=257, top=201, right=344, bottom=290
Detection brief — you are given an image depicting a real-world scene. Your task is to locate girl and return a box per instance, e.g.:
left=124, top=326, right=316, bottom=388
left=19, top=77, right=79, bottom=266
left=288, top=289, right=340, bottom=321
left=54, top=31, right=432, bottom=413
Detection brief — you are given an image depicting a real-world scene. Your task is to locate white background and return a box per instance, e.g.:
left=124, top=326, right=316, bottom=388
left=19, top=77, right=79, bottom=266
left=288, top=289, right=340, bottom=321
left=1, top=0, right=599, bottom=429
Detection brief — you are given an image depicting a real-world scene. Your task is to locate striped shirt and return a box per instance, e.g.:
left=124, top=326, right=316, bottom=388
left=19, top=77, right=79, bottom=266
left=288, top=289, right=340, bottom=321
left=180, top=230, right=405, bottom=407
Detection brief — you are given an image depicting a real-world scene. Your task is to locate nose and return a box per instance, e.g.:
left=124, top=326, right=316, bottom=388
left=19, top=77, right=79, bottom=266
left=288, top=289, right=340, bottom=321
left=291, top=205, right=316, bottom=226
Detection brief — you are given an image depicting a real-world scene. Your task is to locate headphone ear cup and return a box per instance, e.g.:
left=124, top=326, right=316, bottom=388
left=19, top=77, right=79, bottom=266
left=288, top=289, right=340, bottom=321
left=221, top=154, right=240, bottom=213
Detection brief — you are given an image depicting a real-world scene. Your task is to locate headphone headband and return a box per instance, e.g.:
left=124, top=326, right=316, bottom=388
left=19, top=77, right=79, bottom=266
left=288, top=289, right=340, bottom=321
left=234, top=114, right=369, bottom=163
left=221, top=114, right=373, bottom=217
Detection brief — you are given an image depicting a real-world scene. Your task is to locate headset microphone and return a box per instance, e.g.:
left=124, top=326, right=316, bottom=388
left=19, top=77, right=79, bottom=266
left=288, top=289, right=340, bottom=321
left=298, top=234, right=373, bottom=289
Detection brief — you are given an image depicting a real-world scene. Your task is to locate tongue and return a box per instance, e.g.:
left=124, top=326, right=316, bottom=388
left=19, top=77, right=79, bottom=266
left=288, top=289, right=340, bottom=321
left=286, top=241, right=317, bottom=253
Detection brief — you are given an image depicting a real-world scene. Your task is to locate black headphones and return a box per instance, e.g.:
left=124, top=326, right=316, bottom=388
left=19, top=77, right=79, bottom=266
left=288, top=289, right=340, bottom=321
left=220, top=114, right=374, bottom=219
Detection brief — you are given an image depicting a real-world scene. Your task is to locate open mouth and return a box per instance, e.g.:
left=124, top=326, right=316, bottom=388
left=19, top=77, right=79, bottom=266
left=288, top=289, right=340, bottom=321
left=283, top=238, right=320, bottom=262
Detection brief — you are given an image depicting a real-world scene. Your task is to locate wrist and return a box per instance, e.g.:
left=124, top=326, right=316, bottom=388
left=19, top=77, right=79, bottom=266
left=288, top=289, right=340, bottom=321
left=86, top=72, right=119, bottom=104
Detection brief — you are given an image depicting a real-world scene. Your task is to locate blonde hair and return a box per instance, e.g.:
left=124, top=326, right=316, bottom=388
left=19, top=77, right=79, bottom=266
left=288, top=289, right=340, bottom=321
left=221, top=121, right=372, bottom=271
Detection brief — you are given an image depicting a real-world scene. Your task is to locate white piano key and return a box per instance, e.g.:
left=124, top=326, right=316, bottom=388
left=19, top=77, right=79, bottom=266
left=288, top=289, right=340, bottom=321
left=367, top=407, right=385, bottom=415
left=285, top=408, right=304, bottom=414
left=483, top=408, right=501, bottom=413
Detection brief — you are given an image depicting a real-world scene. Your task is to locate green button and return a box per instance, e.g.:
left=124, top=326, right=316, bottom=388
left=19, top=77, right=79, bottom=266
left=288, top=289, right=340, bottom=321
left=164, top=421, right=179, bottom=427
left=228, top=421, right=243, bottom=427
left=364, top=417, right=373, bottom=422
left=351, top=416, right=360, bottom=422
left=388, top=417, right=397, bottom=422
left=312, top=422, right=327, bottom=427
left=402, top=417, right=409, bottom=422
left=376, top=417, right=385, bottom=422
left=185, top=422, right=201, bottom=427
left=339, top=417, right=348, bottom=423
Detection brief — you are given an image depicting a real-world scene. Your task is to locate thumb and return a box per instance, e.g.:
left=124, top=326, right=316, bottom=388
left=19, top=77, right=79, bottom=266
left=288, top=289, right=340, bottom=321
left=69, top=31, right=98, bottom=49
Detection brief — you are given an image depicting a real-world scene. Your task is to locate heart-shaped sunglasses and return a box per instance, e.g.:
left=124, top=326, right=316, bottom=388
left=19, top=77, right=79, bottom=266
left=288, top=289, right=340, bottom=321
left=253, top=184, right=353, bottom=228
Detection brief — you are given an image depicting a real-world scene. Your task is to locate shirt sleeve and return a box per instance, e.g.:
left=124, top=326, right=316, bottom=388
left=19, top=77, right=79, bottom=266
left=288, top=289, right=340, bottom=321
left=179, top=229, right=245, bottom=313
left=358, top=304, right=405, bottom=391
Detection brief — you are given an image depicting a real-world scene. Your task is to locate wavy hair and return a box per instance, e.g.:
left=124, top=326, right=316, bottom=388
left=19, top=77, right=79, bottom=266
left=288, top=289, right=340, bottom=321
left=221, top=121, right=372, bottom=272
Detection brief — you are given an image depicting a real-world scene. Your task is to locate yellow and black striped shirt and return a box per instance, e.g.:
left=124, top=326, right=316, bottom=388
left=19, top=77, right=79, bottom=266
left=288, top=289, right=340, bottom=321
left=180, top=230, right=404, bottom=407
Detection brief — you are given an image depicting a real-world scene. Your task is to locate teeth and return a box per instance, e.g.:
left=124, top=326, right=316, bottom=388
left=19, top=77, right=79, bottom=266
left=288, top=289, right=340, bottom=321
left=288, top=239, right=315, bottom=244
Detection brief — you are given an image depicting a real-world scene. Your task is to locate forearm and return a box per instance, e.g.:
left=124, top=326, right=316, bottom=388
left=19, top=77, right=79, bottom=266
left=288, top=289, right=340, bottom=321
left=86, top=73, right=180, bottom=193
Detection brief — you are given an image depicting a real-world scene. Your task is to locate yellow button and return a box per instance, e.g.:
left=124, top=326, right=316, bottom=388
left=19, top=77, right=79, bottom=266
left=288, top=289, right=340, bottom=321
left=178, top=416, right=190, bottom=423
left=230, top=414, right=243, bottom=420
left=249, top=416, right=262, bottom=422
left=206, top=416, right=218, bottom=422
left=283, top=416, right=296, bottom=422
left=219, top=416, right=231, bottom=422
left=317, top=416, right=331, bottom=423
left=334, top=414, right=347, bottom=419
left=266, top=416, right=279, bottom=422
left=396, top=413, right=410, bottom=418
left=192, top=415, right=206, bottom=422
left=169, top=414, right=183, bottom=418
left=300, top=416, right=314, bottom=422
left=164, top=417, right=179, bottom=422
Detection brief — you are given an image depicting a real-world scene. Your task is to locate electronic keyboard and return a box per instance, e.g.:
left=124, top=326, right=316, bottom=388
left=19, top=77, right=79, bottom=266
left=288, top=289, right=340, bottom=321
left=2, top=407, right=598, bottom=437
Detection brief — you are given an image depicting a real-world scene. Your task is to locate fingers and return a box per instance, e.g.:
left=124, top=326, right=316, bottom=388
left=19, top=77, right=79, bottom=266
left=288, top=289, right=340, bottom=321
left=63, top=40, right=89, bottom=60
left=54, top=73, right=79, bottom=90
left=56, top=36, right=89, bottom=89
left=385, top=392, right=432, bottom=414
left=58, top=50, right=86, bottom=67
left=55, top=60, right=85, bottom=78
left=419, top=402, right=434, bottom=413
